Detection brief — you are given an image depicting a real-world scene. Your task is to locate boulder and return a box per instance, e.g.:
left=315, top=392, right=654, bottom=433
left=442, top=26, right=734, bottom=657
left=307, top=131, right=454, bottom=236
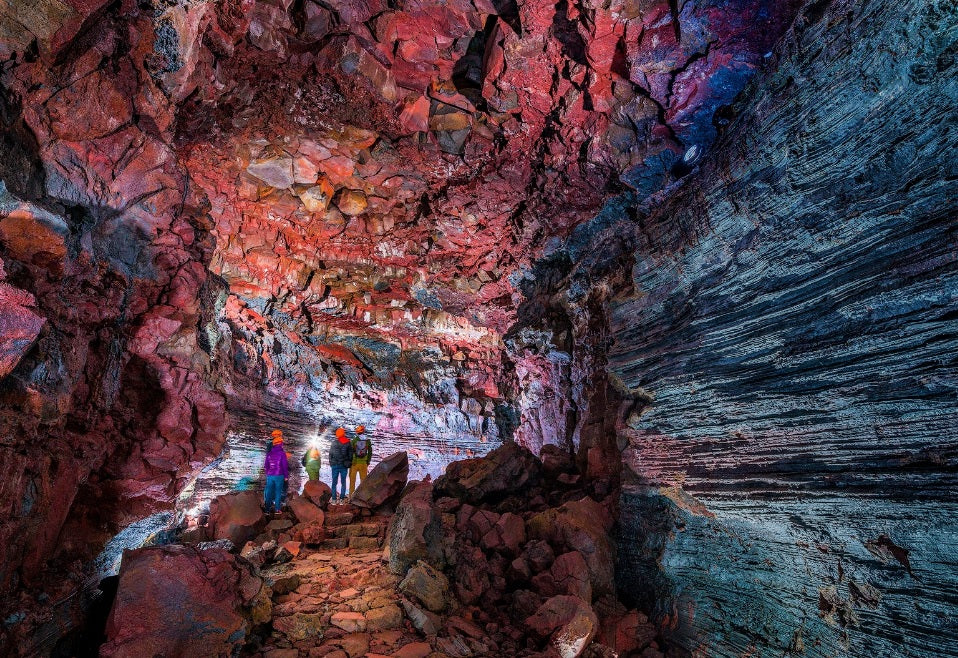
left=288, top=493, right=325, bottom=524
left=527, top=497, right=614, bottom=597
left=435, top=442, right=541, bottom=504
left=401, top=598, right=441, bottom=636
left=525, top=595, right=598, bottom=658
left=399, top=560, right=452, bottom=613
left=351, top=451, right=409, bottom=510
left=387, top=480, right=443, bottom=574
left=303, top=479, right=333, bottom=508
left=207, top=490, right=265, bottom=546
left=551, top=552, right=592, bottom=602
left=101, top=545, right=271, bottom=657
left=480, top=512, right=526, bottom=555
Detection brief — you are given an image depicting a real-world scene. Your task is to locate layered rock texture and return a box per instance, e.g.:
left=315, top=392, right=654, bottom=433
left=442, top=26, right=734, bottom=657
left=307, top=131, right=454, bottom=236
left=509, top=0, right=958, bottom=655
left=0, top=0, right=956, bottom=654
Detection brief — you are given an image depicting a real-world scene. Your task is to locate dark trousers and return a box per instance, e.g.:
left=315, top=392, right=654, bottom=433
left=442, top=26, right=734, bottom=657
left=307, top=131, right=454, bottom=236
left=331, top=465, right=348, bottom=499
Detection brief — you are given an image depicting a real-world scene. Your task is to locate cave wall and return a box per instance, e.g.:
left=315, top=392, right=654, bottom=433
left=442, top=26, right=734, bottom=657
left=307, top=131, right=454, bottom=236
left=548, top=0, right=958, bottom=654
left=0, top=6, right=228, bottom=650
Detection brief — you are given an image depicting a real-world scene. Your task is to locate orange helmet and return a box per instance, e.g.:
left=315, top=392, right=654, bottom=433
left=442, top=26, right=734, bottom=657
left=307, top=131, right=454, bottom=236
left=356, top=425, right=365, bottom=434
left=335, top=427, right=346, bottom=438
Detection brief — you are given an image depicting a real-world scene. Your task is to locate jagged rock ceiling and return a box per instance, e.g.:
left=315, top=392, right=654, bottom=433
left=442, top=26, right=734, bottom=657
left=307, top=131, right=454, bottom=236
left=0, top=0, right=802, bottom=625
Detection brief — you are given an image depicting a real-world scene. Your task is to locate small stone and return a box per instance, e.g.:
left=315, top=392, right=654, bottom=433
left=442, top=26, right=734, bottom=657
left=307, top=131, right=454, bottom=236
left=391, top=642, right=432, bottom=658
left=365, top=604, right=403, bottom=631
left=331, top=611, right=366, bottom=632
left=272, top=611, right=326, bottom=642
left=336, top=189, right=368, bottom=216
left=337, top=632, right=370, bottom=657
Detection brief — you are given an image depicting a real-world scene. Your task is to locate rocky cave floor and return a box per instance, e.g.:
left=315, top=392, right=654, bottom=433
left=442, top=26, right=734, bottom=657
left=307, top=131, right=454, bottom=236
left=92, top=443, right=665, bottom=658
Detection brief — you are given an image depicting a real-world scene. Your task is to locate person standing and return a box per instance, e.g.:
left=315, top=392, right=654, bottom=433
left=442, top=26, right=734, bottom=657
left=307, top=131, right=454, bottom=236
left=301, top=445, right=322, bottom=482
left=349, top=425, right=373, bottom=496
left=264, top=430, right=289, bottom=514
left=328, top=427, right=353, bottom=504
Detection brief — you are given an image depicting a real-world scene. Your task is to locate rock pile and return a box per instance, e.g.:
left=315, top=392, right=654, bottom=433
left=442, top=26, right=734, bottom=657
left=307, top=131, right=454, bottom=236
left=387, top=442, right=663, bottom=657
left=101, top=445, right=665, bottom=657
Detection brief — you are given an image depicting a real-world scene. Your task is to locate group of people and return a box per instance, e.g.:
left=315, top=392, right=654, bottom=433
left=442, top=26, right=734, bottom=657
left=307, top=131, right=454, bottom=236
left=262, top=426, right=374, bottom=514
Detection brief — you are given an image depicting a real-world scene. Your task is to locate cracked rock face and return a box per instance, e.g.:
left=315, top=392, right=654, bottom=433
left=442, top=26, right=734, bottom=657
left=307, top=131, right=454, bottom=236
left=0, top=0, right=801, bottom=620
left=5, top=0, right=954, bottom=655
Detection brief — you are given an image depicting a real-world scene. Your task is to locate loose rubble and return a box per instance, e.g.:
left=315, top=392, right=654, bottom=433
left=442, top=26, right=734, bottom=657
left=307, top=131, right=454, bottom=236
left=103, top=446, right=668, bottom=657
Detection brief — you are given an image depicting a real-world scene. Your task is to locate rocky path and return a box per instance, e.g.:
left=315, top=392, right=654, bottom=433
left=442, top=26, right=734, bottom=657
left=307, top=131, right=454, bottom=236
left=100, top=444, right=671, bottom=658
left=250, top=506, right=429, bottom=658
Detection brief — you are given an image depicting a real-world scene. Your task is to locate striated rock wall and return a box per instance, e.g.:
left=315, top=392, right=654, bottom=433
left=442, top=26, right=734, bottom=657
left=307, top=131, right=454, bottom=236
left=531, top=0, right=958, bottom=654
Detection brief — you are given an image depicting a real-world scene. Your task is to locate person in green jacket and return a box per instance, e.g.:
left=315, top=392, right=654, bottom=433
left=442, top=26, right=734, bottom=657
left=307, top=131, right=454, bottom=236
left=301, top=445, right=321, bottom=482
left=349, top=425, right=373, bottom=495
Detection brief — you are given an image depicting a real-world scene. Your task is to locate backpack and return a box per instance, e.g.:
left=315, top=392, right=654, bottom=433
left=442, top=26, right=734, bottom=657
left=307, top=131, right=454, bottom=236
left=354, top=438, right=369, bottom=458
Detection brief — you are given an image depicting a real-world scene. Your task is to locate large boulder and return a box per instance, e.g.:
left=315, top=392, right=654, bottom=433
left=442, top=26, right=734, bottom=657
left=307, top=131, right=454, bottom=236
left=525, top=595, right=599, bottom=658
left=288, top=493, right=325, bottom=525
left=434, top=442, right=541, bottom=504
left=387, top=480, right=444, bottom=574
left=303, top=479, right=332, bottom=508
left=208, top=490, right=265, bottom=546
left=399, top=560, right=452, bottom=613
left=527, top=497, right=615, bottom=598
left=101, top=545, right=271, bottom=657
left=351, top=451, right=409, bottom=509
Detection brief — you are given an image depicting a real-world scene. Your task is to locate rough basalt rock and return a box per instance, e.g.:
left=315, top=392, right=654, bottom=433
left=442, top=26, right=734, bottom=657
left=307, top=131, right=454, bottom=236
left=101, top=544, right=270, bottom=657
left=507, top=0, right=958, bottom=655
left=208, top=490, right=266, bottom=546
left=435, top=441, right=542, bottom=503
left=387, top=480, right=444, bottom=574
left=351, top=451, right=409, bottom=510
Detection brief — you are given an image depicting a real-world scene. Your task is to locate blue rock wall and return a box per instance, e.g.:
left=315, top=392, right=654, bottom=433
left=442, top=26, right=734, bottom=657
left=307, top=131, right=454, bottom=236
left=555, top=0, right=958, bottom=654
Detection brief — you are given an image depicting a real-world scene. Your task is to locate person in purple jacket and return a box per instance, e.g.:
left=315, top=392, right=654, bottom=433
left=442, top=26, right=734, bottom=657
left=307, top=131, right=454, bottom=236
left=264, top=429, right=289, bottom=514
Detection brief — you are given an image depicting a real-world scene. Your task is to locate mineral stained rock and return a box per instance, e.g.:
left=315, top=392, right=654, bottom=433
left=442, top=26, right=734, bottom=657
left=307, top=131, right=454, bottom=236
left=1, top=0, right=954, bottom=653
left=101, top=545, right=270, bottom=657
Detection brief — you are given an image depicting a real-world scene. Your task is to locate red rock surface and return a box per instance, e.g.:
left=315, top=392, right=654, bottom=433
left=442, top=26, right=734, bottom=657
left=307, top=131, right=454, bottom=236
left=0, top=0, right=802, bottom=649
left=101, top=544, right=270, bottom=657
